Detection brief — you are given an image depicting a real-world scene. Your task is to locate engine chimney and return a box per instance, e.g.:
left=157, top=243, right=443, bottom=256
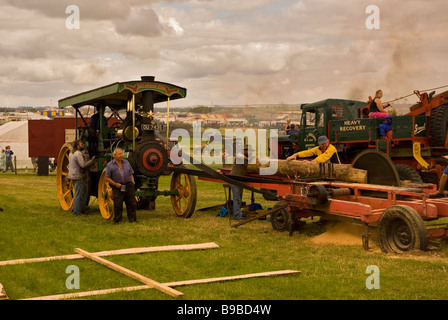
left=141, top=76, right=155, bottom=113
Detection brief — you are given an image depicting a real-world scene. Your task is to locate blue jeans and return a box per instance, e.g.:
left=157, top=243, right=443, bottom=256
left=230, top=185, right=243, bottom=220
left=73, top=180, right=88, bottom=216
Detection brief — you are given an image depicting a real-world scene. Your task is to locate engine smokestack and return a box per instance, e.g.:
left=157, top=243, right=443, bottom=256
left=141, top=76, right=155, bottom=113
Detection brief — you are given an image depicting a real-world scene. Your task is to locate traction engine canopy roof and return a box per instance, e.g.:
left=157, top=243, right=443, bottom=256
left=58, top=77, right=187, bottom=110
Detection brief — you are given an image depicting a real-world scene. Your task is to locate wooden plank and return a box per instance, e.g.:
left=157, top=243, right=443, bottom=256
left=74, top=248, right=184, bottom=298
left=23, top=270, right=301, bottom=300
left=0, top=242, right=219, bottom=266
left=0, top=283, right=8, bottom=300
left=165, top=270, right=301, bottom=287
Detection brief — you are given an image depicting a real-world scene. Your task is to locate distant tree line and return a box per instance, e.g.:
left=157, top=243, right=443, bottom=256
left=0, top=106, right=52, bottom=112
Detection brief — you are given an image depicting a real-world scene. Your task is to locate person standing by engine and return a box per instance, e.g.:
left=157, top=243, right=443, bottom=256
left=229, top=144, right=251, bottom=221
left=68, top=140, right=96, bottom=216
left=105, top=148, right=137, bottom=225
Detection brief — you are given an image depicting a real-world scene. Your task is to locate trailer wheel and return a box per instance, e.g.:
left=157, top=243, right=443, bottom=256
left=378, top=205, right=427, bottom=253
left=395, top=164, right=423, bottom=183
left=170, top=171, right=197, bottom=218
left=270, top=201, right=291, bottom=232
left=429, top=104, right=448, bottom=147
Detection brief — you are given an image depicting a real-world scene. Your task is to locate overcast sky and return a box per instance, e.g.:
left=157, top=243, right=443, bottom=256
left=0, top=0, right=447, bottom=108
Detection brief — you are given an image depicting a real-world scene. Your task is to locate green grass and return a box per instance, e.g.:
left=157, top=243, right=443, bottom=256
left=1, top=170, right=448, bottom=300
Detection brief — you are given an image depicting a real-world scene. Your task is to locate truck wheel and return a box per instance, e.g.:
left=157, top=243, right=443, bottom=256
left=270, top=201, right=291, bottom=232
left=395, top=164, right=423, bottom=183
left=378, top=205, right=427, bottom=253
left=429, top=104, right=448, bottom=147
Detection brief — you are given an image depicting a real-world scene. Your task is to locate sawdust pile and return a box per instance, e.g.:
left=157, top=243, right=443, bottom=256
left=310, top=221, right=378, bottom=247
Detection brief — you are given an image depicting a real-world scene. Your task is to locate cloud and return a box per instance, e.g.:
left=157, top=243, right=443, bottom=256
left=0, top=0, right=448, bottom=107
left=1, top=0, right=147, bottom=20
left=114, top=7, right=163, bottom=37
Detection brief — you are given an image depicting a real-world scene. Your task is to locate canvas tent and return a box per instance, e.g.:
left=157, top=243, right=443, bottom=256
left=0, top=121, right=31, bottom=169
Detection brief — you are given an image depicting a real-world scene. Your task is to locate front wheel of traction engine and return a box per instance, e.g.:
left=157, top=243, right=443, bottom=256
left=378, top=205, right=428, bottom=253
left=170, top=171, right=197, bottom=218
left=98, top=169, right=114, bottom=220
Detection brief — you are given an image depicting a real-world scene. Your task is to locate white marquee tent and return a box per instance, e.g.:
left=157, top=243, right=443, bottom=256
left=0, top=121, right=31, bottom=169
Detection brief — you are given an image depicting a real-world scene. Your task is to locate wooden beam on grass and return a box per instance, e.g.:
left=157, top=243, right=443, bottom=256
left=23, top=270, right=301, bottom=300
left=74, top=248, right=184, bottom=298
left=0, top=242, right=219, bottom=266
left=0, top=283, right=8, bottom=300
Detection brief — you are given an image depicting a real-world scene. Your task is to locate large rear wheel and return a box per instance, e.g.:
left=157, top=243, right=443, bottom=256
left=378, top=205, right=428, bottom=253
left=56, top=143, right=74, bottom=211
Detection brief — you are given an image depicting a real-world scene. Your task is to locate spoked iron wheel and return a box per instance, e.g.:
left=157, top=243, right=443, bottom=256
left=56, top=143, right=74, bottom=211
left=378, top=205, right=428, bottom=253
left=170, top=171, right=197, bottom=218
left=98, top=169, right=114, bottom=220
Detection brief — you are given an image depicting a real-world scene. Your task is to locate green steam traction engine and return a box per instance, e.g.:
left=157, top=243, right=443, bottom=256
left=56, top=76, right=197, bottom=220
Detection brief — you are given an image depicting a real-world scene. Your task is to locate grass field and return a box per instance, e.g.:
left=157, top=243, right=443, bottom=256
left=1, top=170, right=448, bottom=301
